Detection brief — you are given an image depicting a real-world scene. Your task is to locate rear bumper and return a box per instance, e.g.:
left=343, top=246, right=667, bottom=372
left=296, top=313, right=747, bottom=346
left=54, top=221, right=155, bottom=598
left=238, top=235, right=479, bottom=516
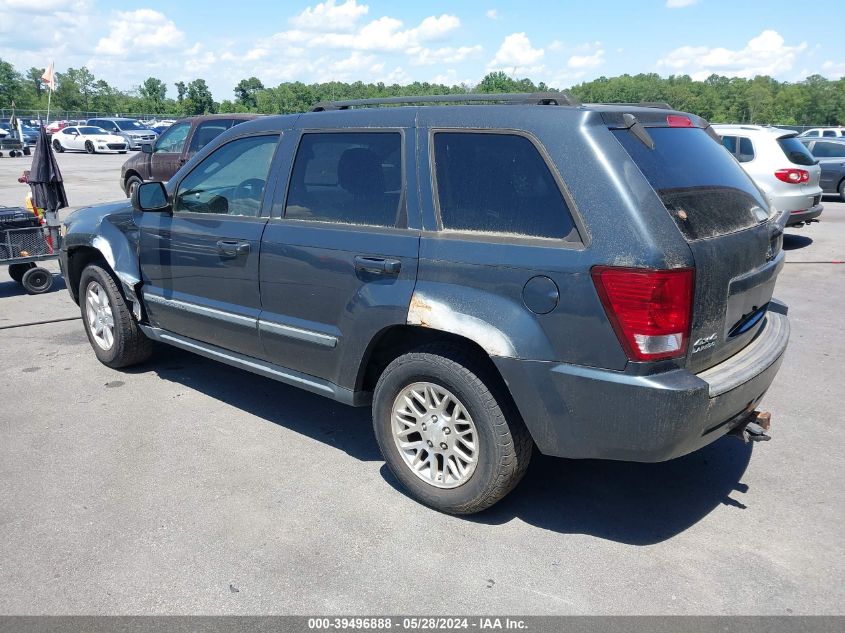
left=494, top=304, right=790, bottom=462
left=786, top=203, right=823, bottom=226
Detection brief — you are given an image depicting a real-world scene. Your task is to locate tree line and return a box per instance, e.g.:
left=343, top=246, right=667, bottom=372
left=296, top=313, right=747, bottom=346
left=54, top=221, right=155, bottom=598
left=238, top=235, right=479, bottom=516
left=2, top=58, right=843, bottom=125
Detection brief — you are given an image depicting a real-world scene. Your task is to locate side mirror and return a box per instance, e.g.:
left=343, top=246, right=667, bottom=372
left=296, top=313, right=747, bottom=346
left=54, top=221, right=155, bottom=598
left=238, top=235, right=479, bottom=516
left=141, top=143, right=153, bottom=154
left=132, top=181, right=171, bottom=213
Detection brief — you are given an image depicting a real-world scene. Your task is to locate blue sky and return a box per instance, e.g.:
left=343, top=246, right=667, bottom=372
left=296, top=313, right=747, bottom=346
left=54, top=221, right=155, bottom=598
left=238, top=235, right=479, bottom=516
left=1, top=0, right=843, bottom=101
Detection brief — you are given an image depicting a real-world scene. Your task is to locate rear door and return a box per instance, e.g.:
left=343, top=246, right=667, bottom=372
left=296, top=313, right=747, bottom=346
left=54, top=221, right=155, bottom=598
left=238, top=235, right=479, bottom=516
left=614, top=124, right=782, bottom=372
left=138, top=132, right=280, bottom=358
left=184, top=119, right=236, bottom=163
left=257, top=125, right=419, bottom=390
left=149, top=120, right=191, bottom=183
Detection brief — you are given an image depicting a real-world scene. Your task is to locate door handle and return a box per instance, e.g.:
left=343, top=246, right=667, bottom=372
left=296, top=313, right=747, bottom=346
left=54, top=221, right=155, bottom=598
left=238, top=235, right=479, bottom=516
left=217, top=240, right=250, bottom=257
left=354, top=255, right=402, bottom=275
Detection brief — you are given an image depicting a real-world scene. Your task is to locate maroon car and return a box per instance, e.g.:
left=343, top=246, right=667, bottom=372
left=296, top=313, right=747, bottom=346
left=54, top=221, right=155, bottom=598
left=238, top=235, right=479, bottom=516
left=120, top=114, right=258, bottom=196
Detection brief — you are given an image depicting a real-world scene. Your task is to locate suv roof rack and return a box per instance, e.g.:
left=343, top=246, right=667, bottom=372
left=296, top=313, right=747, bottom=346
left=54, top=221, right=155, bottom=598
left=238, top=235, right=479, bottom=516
left=589, top=101, right=674, bottom=110
left=311, top=91, right=581, bottom=112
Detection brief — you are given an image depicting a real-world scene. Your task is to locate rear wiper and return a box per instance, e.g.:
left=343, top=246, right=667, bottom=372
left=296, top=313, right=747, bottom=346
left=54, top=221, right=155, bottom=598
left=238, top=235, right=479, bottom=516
left=622, top=113, right=655, bottom=150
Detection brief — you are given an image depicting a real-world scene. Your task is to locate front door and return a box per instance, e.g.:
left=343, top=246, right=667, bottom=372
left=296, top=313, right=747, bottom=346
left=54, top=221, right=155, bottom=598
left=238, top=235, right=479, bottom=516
left=149, top=120, right=191, bottom=183
left=258, top=125, right=420, bottom=391
left=138, top=133, right=280, bottom=358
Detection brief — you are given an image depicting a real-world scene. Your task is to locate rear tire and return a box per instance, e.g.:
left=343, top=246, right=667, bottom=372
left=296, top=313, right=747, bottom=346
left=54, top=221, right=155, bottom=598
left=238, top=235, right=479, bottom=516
left=79, top=264, right=152, bottom=368
left=85, top=140, right=95, bottom=154
left=21, top=267, right=53, bottom=294
left=372, top=344, right=532, bottom=514
left=8, top=262, right=36, bottom=283
left=52, top=139, right=63, bottom=153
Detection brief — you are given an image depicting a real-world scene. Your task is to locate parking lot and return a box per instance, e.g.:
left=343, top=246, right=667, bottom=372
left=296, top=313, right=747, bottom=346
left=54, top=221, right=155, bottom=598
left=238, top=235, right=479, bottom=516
left=0, top=151, right=843, bottom=614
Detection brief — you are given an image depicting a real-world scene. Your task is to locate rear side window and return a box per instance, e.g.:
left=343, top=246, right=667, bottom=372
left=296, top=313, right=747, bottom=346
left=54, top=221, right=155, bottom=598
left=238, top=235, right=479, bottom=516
left=721, top=135, right=737, bottom=153
left=738, top=137, right=754, bottom=162
left=285, top=132, right=403, bottom=227
left=823, top=130, right=836, bottom=137
left=613, top=127, right=768, bottom=241
left=189, top=120, right=233, bottom=153
left=778, top=137, right=816, bottom=166
left=433, top=132, right=577, bottom=240
left=812, top=141, right=845, bottom=158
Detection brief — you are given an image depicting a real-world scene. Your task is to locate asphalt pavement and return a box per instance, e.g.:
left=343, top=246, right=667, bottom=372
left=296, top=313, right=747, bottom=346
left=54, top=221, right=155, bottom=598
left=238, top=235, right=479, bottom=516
left=0, top=152, right=843, bottom=614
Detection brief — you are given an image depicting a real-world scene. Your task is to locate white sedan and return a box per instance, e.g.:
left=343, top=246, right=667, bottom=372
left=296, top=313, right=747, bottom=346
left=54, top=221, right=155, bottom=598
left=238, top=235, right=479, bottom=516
left=51, top=126, right=129, bottom=154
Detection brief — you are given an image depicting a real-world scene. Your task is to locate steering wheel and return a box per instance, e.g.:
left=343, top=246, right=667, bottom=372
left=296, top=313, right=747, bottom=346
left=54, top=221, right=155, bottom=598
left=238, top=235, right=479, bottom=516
left=232, top=178, right=264, bottom=202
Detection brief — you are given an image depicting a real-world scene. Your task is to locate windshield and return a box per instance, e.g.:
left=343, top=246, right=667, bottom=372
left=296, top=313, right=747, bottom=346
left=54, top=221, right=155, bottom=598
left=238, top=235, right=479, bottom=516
left=613, top=127, right=769, bottom=241
left=80, top=126, right=108, bottom=135
left=777, top=137, right=817, bottom=166
left=117, top=120, right=147, bottom=131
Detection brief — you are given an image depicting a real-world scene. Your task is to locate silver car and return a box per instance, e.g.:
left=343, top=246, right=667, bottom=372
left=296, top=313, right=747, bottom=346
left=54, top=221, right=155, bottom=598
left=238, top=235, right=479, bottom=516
left=713, top=125, right=823, bottom=227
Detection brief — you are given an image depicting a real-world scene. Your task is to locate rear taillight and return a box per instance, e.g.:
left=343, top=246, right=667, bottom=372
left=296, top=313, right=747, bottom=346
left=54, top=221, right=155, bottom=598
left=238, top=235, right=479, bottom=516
left=591, top=267, right=695, bottom=362
left=774, top=168, right=809, bottom=184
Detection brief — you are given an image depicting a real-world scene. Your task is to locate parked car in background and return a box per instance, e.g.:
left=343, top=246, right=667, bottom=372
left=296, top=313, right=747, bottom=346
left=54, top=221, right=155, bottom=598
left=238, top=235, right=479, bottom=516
left=800, top=137, right=845, bottom=201
left=713, top=125, right=823, bottom=227
left=45, top=120, right=68, bottom=135
left=150, top=124, right=171, bottom=135
left=62, top=96, right=790, bottom=513
left=120, top=114, right=258, bottom=196
left=86, top=117, right=157, bottom=150
left=51, top=126, right=129, bottom=154
left=798, top=127, right=845, bottom=139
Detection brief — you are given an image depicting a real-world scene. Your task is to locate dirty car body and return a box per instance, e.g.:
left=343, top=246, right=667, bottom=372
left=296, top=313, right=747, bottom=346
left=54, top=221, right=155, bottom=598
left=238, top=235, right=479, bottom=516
left=61, top=95, right=790, bottom=512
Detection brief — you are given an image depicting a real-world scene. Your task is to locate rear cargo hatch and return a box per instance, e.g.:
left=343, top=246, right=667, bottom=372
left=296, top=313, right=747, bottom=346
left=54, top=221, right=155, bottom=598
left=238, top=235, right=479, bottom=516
left=612, top=120, right=783, bottom=373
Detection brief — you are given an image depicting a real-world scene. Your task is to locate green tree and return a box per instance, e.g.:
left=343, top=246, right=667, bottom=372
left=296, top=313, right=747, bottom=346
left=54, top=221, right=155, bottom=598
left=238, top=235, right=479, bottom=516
left=139, top=77, right=167, bottom=113
left=0, top=59, right=24, bottom=108
left=234, top=76, right=264, bottom=109
left=184, top=78, right=215, bottom=114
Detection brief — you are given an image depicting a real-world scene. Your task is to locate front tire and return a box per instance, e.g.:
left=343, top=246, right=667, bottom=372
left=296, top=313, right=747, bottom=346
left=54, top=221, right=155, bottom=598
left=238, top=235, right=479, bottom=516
left=79, top=264, right=152, bottom=368
left=52, top=139, right=63, bottom=152
left=373, top=344, right=532, bottom=514
left=839, top=179, right=845, bottom=203
left=85, top=140, right=95, bottom=154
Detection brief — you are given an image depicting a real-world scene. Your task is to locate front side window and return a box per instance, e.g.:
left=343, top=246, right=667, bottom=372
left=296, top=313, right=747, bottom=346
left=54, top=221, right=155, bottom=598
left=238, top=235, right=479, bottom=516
left=804, top=130, right=820, bottom=137
left=189, top=120, right=233, bottom=154
left=433, top=132, right=577, bottom=240
left=155, top=121, right=191, bottom=153
left=174, top=135, right=278, bottom=217
left=285, top=132, right=403, bottom=227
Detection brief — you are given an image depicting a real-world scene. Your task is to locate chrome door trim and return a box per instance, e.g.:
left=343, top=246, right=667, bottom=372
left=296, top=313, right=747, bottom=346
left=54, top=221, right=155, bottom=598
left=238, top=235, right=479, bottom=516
left=143, top=292, right=257, bottom=327
left=258, top=319, right=338, bottom=348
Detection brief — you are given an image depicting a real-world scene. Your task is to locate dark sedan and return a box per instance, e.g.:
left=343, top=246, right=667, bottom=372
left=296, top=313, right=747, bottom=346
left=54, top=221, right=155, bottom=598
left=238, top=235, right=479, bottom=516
left=800, top=138, right=845, bottom=201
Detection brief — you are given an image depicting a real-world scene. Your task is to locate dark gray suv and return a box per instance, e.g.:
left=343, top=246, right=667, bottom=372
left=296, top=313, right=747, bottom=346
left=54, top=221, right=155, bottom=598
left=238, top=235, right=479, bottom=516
left=59, top=94, right=790, bottom=514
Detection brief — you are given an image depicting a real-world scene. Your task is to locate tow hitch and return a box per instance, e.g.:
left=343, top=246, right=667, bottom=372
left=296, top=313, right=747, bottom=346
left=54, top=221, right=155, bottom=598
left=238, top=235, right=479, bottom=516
left=730, top=410, right=772, bottom=443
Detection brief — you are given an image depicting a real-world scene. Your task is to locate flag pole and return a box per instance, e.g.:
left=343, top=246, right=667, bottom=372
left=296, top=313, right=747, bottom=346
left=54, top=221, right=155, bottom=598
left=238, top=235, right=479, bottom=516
left=46, top=89, right=52, bottom=126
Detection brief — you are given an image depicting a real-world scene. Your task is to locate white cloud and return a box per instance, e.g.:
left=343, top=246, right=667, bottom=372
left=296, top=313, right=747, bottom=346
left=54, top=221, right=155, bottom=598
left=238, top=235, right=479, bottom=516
left=568, top=48, right=605, bottom=69
left=412, top=45, right=483, bottom=66
left=666, top=0, right=699, bottom=7
left=821, top=60, right=845, bottom=78
left=289, top=0, right=369, bottom=32
left=486, top=9, right=499, bottom=20
left=657, top=30, right=807, bottom=80
left=95, top=9, right=185, bottom=56
left=488, top=32, right=544, bottom=71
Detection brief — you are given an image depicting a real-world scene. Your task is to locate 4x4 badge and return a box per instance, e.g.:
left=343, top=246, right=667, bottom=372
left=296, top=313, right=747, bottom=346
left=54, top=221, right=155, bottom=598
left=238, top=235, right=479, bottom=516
left=692, top=333, right=718, bottom=354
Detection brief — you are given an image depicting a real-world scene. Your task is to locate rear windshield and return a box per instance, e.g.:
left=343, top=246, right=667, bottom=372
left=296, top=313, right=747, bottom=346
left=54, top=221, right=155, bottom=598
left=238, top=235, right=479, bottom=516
left=777, top=137, right=817, bottom=166
left=613, top=127, right=769, bottom=241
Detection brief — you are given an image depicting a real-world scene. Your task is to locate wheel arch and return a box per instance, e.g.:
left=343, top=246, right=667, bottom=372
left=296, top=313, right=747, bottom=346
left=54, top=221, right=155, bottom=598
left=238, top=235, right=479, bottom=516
left=355, top=325, right=519, bottom=416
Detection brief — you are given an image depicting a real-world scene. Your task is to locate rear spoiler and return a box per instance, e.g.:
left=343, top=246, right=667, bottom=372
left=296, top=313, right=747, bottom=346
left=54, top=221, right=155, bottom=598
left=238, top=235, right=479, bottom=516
left=601, top=109, right=721, bottom=148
